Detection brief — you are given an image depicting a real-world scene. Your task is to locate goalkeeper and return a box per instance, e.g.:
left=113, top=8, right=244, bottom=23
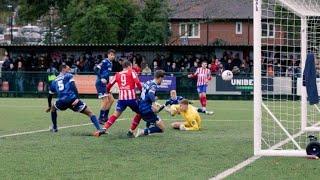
left=166, top=99, right=202, bottom=131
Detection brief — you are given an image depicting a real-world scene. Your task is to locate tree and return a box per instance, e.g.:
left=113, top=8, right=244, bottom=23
left=62, top=0, right=136, bottom=43
left=125, top=0, right=170, bottom=44
left=17, top=0, right=68, bottom=23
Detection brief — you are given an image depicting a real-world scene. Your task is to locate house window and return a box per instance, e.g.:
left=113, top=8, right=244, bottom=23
left=179, top=23, right=200, bottom=38
left=236, top=22, right=242, bottom=34
left=262, top=22, right=275, bottom=38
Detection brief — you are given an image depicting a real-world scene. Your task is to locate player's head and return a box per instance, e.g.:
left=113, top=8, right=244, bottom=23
left=201, top=61, right=207, bottom=68
left=122, top=60, right=132, bottom=69
left=170, top=90, right=177, bottom=99
left=107, top=49, right=116, bottom=61
left=59, top=64, right=71, bottom=74
left=154, top=70, right=165, bottom=85
left=179, top=99, right=189, bottom=111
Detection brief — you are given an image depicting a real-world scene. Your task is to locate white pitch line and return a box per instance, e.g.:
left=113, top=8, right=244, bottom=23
left=210, top=156, right=261, bottom=180
left=0, top=118, right=250, bottom=139
left=0, top=118, right=125, bottom=139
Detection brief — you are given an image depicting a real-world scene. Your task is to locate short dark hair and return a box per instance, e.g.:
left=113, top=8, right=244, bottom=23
left=107, top=49, right=116, bottom=55
left=59, top=64, right=68, bottom=72
left=154, top=70, right=165, bottom=79
left=179, top=99, right=189, bottom=105
left=202, top=61, right=207, bottom=64
left=122, top=60, right=132, bottom=68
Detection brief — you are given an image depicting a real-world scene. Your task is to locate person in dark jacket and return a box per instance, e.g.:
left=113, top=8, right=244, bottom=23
left=303, top=53, right=319, bottom=105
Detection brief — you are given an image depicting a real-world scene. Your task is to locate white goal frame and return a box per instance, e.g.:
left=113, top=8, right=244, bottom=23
left=254, top=0, right=320, bottom=157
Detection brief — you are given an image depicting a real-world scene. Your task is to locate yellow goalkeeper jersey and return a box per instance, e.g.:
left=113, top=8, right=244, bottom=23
left=170, top=104, right=202, bottom=130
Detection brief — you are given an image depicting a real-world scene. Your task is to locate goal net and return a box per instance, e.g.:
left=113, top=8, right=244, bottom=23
left=254, top=0, right=320, bottom=156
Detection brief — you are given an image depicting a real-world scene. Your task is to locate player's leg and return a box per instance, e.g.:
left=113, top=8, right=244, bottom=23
left=96, top=82, right=114, bottom=124
left=135, top=113, right=164, bottom=137
left=50, top=105, right=58, bottom=132
left=127, top=100, right=142, bottom=137
left=50, top=99, right=69, bottom=132
left=127, top=113, right=141, bottom=138
left=198, top=85, right=214, bottom=115
left=103, top=100, right=125, bottom=130
left=70, top=99, right=102, bottom=131
left=101, top=94, right=114, bottom=123
left=171, top=121, right=184, bottom=129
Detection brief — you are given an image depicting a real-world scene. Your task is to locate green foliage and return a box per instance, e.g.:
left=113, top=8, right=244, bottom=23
left=125, top=0, right=170, bottom=44
left=61, top=0, right=136, bottom=43
left=15, top=0, right=170, bottom=44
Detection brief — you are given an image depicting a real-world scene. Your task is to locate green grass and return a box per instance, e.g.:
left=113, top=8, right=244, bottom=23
left=0, top=98, right=319, bottom=180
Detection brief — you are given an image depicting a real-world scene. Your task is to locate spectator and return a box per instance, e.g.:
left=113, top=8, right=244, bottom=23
left=239, top=62, right=250, bottom=75
left=220, top=55, right=228, bottom=68
left=1, top=53, right=12, bottom=82
left=217, top=63, right=225, bottom=76
left=152, top=61, right=160, bottom=72
left=8, top=62, right=15, bottom=91
left=225, top=59, right=234, bottom=70
left=232, top=66, right=240, bottom=75
left=171, top=62, right=179, bottom=73
left=164, top=61, right=172, bottom=72
left=233, top=53, right=242, bottom=68
left=38, top=56, right=47, bottom=71
left=16, top=61, right=25, bottom=93
left=71, top=61, right=80, bottom=74
left=180, top=66, right=188, bottom=76
left=1, top=52, right=12, bottom=72
left=210, top=59, right=220, bottom=74
left=190, top=62, right=198, bottom=73
left=132, top=61, right=141, bottom=74
left=142, top=64, right=152, bottom=75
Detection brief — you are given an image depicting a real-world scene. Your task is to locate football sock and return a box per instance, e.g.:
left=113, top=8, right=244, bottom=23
left=99, top=110, right=105, bottom=120
left=130, top=114, right=141, bottom=131
left=197, top=108, right=205, bottom=113
left=104, top=109, right=110, bottom=120
left=51, top=111, right=57, bottom=129
left=104, top=115, right=117, bottom=129
left=203, top=96, right=207, bottom=107
left=144, top=126, right=163, bottom=135
left=200, top=95, right=205, bottom=107
left=90, top=115, right=101, bottom=130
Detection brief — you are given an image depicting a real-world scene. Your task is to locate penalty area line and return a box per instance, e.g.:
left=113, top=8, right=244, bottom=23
left=209, top=155, right=261, bottom=180
left=0, top=119, right=126, bottom=139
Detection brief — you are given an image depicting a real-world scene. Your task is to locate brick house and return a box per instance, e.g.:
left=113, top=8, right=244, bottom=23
left=168, top=0, right=259, bottom=46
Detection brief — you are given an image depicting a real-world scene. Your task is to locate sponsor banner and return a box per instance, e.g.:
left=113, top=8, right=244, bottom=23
left=73, top=75, right=176, bottom=94
left=139, top=75, right=176, bottom=92
left=216, top=76, right=273, bottom=92
left=73, top=75, right=96, bottom=94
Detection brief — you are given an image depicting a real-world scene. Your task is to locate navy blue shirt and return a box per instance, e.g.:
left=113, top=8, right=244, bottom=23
left=95, top=58, right=112, bottom=82
left=165, top=96, right=184, bottom=106
left=139, top=80, right=158, bottom=114
left=50, top=73, right=77, bottom=102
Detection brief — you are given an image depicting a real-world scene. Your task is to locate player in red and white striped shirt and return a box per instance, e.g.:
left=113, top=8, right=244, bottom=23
left=94, top=60, right=142, bottom=137
left=188, top=61, right=212, bottom=114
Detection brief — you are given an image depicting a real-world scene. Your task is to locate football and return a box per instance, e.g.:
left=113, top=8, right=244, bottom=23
left=221, top=70, right=233, bottom=81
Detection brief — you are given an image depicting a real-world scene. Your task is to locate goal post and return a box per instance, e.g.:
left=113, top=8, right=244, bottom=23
left=254, top=0, right=320, bottom=157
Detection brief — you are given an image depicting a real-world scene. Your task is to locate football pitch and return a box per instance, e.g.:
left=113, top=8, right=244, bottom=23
left=0, top=98, right=319, bottom=180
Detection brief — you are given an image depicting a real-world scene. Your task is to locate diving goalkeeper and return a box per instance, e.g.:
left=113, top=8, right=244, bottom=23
left=166, top=99, right=202, bottom=131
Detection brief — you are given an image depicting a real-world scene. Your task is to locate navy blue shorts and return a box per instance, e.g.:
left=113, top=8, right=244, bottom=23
left=140, top=111, right=160, bottom=124
left=116, top=100, right=139, bottom=113
left=54, top=99, right=87, bottom=112
left=197, top=85, right=207, bottom=93
left=95, top=81, right=107, bottom=99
